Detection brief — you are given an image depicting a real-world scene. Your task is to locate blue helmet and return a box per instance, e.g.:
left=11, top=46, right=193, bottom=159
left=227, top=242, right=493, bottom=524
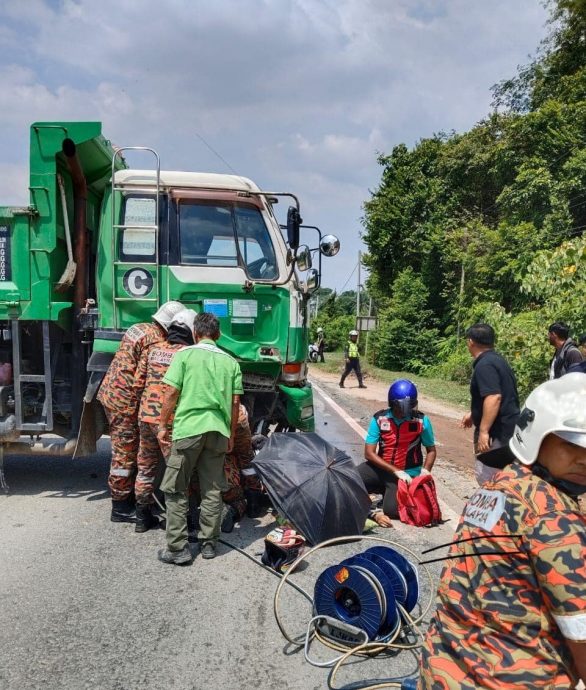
left=388, top=379, right=418, bottom=418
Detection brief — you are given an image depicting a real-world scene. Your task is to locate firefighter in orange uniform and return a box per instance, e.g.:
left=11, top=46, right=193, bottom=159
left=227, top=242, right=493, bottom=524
left=419, top=374, right=586, bottom=689
left=97, top=301, right=184, bottom=523
left=133, top=309, right=196, bottom=532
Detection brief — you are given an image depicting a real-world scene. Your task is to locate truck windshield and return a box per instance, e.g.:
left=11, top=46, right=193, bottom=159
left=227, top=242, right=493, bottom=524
left=179, top=201, right=278, bottom=279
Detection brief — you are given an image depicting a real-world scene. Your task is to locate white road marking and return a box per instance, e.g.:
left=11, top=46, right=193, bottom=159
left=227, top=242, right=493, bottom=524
left=311, top=381, right=367, bottom=440
left=311, top=380, right=460, bottom=524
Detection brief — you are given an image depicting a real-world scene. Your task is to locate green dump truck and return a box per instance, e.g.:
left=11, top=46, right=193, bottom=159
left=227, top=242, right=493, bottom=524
left=0, top=122, right=340, bottom=490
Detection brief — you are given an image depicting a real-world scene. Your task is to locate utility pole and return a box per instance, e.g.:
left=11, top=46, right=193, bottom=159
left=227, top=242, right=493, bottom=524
left=357, top=250, right=361, bottom=320
left=365, top=296, right=373, bottom=359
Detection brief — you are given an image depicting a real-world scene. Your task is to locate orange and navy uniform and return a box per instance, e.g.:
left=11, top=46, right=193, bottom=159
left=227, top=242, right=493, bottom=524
left=97, top=322, right=165, bottom=415
left=418, top=462, right=586, bottom=689
left=97, top=322, right=165, bottom=501
left=134, top=341, right=186, bottom=504
left=137, top=341, right=186, bottom=425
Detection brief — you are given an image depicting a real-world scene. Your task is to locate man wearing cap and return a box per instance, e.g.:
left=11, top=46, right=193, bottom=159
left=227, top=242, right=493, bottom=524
left=548, top=321, right=583, bottom=379
left=156, top=312, right=243, bottom=565
left=339, top=329, right=366, bottom=388
left=419, top=373, right=586, bottom=689
left=98, top=300, right=184, bottom=523
left=132, top=308, right=196, bottom=533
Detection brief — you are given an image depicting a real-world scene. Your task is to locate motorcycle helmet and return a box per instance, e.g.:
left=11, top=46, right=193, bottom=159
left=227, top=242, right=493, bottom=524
left=388, top=379, right=418, bottom=418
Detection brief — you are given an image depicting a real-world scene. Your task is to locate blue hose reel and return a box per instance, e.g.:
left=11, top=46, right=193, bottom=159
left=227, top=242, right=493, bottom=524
left=313, top=546, right=419, bottom=642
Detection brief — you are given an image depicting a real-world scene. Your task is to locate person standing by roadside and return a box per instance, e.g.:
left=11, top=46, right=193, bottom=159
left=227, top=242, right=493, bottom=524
left=548, top=322, right=583, bottom=379
left=339, top=329, right=366, bottom=388
left=316, top=327, right=326, bottom=363
left=156, top=312, right=243, bottom=565
left=97, top=301, right=184, bottom=523
left=132, top=309, right=196, bottom=533
left=461, top=323, right=520, bottom=485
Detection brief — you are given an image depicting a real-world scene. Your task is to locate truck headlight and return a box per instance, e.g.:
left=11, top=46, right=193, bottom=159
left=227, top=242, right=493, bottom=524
left=300, top=405, right=314, bottom=420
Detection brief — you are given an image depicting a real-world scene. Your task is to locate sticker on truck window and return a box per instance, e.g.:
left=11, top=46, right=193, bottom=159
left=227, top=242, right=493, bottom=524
left=0, top=226, right=11, bottom=281
left=233, top=299, right=257, bottom=318
left=124, top=198, right=156, bottom=226
left=203, top=299, right=228, bottom=317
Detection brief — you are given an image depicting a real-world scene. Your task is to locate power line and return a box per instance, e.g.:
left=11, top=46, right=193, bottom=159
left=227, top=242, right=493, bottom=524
left=194, top=131, right=239, bottom=175
left=339, top=262, right=358, bottom=294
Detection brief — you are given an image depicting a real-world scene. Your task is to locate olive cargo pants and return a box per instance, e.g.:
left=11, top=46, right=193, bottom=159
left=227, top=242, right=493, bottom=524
left=160, top=432, right=228, bottom=552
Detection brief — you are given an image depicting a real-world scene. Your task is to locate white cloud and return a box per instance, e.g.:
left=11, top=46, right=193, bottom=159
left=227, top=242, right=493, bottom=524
left=0, top=0, right=549, bottom=288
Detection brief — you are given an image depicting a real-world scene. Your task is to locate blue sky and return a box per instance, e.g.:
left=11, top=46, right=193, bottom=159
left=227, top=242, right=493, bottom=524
left=0, top=0, right=549, bottom=289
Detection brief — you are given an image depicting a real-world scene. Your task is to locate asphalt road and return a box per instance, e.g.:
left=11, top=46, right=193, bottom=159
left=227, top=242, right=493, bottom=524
left=0, top=386, right=470, bottom=690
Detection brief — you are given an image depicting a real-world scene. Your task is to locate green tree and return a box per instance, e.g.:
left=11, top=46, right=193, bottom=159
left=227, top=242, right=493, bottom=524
left=372, top=267, right=438, bottom=373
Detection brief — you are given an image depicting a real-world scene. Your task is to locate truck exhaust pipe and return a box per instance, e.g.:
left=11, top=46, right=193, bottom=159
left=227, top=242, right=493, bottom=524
left=61, top=138, right=88, bottom=310
left=62, top=138, right=89, bottom=436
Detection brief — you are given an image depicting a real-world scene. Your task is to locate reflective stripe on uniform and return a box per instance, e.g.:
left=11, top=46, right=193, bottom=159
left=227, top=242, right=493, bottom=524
left=110, top=468, right=132, bottom=477
left=553, top=612, right=586, bottom=641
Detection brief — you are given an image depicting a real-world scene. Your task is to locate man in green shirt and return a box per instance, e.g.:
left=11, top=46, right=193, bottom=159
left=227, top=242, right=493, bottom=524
left=156, top=312, right=243, bottom=565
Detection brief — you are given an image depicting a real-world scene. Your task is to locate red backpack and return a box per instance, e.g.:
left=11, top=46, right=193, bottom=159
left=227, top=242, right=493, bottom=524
left=397, top=474, right=442, bottom=527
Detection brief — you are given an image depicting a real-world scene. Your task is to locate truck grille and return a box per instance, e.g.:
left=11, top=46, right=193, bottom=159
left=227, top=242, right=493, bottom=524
left=242, top=372, right=276, bottom=392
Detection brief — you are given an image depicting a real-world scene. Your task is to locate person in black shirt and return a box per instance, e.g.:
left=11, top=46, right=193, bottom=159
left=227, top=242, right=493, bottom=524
left=460, top=323, right=520, bottom=485
left=548, top=322, right=583, bottom=379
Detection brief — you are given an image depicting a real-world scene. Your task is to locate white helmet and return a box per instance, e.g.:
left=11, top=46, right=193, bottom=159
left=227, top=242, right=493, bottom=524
left=152, top=301, right=184, bottom=331
left=510, top=373, right=586, bottom=465
left=349, top=329, right=359, bottom=336
left=171, top=308, right=196, bottom=332
left=317, top=327, right=323, bottom=333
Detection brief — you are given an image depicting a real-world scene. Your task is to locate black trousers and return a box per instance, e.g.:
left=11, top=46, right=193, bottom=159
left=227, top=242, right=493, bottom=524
left=358, top=462, right=399, bottom=519
left=318, top=345, right=325, bottom=363
left=340, top=357, right=363, bottom=385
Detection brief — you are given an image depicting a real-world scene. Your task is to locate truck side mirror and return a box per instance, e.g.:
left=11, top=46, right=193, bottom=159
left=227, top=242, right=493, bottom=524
left=320, top=234, right=340, bottom=257
left=295, top=245, right=312, bottom=272
left=306, top=269, right=319, bottom=292
left=287, top=206, right=301, bottom=250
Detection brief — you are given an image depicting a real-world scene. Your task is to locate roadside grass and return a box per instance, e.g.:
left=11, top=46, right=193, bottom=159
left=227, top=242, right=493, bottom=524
left=310, top=351, right=469, bottom=409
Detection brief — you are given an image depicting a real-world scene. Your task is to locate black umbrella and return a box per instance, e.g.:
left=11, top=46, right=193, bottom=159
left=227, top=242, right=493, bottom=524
left=251, top=432, right=371, bottom=545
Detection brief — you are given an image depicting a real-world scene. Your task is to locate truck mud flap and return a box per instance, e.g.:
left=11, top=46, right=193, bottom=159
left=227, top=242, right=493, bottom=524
left=73, top=371, right=108, bottom=458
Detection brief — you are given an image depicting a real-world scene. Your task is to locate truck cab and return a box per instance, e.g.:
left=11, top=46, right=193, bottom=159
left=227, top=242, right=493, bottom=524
left=0, top=123, right=340, bottom=485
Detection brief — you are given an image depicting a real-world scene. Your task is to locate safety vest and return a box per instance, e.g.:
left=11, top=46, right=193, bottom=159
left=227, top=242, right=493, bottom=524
left=374, top=410, right=424, bottom=471
left=347, top=341, right=359, bottom=358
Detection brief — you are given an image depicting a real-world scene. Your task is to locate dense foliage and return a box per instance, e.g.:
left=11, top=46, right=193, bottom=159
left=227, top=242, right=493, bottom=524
left=358, top=0, right=586, bottom=397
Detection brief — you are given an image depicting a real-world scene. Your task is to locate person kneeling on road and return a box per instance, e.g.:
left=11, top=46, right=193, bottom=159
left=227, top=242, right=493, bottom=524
left=359, top=379, right=436, bottom=527
left=156, top=312, right=243, bottom=565
left=419, top=373, right=586, bottom=689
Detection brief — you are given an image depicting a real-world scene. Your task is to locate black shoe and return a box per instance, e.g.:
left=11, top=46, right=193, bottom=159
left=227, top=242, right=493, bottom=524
left=157, top=547, right=193, bottom=565
left=200, top=541, right=216, bottom=559
left=339, top=382, right=345, bottom=388
left=135, top=504, right=159, bottom=533
left=359, top=384, right=367, bottom=389
left=221, top=504, right=238, bottom=533
left=111, top=498, right=136, bottom=523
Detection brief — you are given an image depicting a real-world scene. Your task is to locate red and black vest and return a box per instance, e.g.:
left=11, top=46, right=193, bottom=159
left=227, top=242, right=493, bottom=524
left=374, top=409, right=424, bottom=471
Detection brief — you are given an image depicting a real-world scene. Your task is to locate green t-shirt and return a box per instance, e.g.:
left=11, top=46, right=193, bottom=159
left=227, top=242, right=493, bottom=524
left=163, top=339, right=244, bottom=441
